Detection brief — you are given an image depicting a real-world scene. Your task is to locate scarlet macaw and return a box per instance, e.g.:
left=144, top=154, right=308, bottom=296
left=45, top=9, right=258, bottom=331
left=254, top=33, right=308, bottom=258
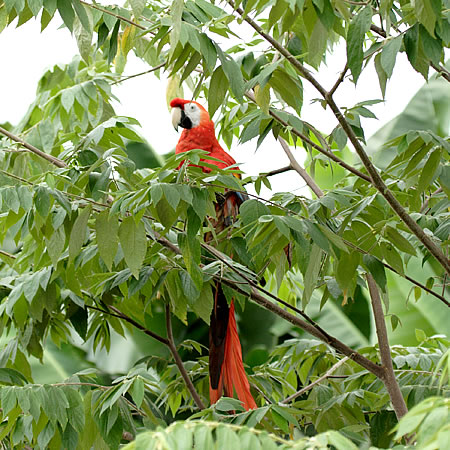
left=170, top=97, right=257, bottom=410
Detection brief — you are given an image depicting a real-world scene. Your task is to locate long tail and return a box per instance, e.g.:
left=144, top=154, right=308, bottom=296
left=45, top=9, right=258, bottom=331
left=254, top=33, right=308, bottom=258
left=209, top=284, right=257, bottom=410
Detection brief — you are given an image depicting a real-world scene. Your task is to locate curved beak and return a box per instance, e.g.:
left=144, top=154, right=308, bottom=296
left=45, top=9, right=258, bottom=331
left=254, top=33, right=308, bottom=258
left=171, top=107, right=182, bottom=132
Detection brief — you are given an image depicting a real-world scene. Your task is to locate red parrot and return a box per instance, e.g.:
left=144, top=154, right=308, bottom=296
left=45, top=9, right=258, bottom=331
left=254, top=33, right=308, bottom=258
left=170, top=97, right=257, bottom=411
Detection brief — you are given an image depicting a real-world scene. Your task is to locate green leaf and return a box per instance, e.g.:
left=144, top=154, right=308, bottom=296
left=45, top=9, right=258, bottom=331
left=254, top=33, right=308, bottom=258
left=417, top=148, right=441, bottom=193
left=118, top=216, right=147, bottom=278
left=0, top=5, right=7, bottom=33
left=363, top=255, right=387, bottom=292
left=130, top=0, right=146, bottom=17
left=72, top=0, right=91, bottom=33
left=414, top=0, right=436, bottom=37
left=57, top=0, right=75, bottom=32
left=170, top=0, right=184, bottom=52
left=302, top=244, right=322, bottom=308
left=336, top=251, right=360, bottom=292
left=74, top=7, right=93, bottom=62
left=69, top=205, right=92, bottom=264
left=208, top=66, right=228, bottom=118
left=269, top=69, right=302, bottom=114
left=346, top=6, right=372, bottom=83
left=239, top=199, right=270, bottom=226
left=215, top=44, right=245, bottom=99
left=46, top=227, right=66, bottom=266
left=130, top=378, right=145, bottom=408
left=385, top=226, right=417, bottom=256
left=380, top=36, right=402, bottom=78
left=95, top=210, right=119, bottom=270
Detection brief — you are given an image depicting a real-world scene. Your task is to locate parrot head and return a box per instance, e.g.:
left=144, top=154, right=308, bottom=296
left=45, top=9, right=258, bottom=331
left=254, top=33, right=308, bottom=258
left=170, top=98, right=210, bottom=131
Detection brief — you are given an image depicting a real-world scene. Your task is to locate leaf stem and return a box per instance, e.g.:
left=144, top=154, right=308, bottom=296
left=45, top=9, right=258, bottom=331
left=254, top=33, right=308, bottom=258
left=0, top=126, right=67, bottom=168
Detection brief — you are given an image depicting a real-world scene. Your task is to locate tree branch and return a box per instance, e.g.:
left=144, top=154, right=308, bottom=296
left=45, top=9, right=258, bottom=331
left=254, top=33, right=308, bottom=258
left=111, top=61, right=167, bottom=85
left=0, top=126, right=67, bottom=168
left=80, top=1, right=146, bottom=30
left=328, top=64, right=349, bottom=97
left=230, top=0, right=450, bottom=275
left=278, top=137, right=324, bottom=198
left=430, top=63, right=450, bottom=83
left=261, top=165, right=293, bottom=178
left=281, top=356, right=350, bottom=404
left=245, top=91, right=372, bottom=183
left=366, top=274, right=408, bottom=420
left=165, top=304, right=206, bottom=410
left=105, top=305, right=170, bottom=346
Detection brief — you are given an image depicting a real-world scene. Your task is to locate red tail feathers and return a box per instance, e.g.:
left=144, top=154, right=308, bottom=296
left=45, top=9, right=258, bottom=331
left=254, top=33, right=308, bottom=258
left=209, top=299, right=257, bottom=410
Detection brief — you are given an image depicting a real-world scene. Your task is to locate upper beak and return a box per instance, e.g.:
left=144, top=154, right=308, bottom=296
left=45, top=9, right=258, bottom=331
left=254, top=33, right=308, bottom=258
left=171, top=107, right=182, bottom=132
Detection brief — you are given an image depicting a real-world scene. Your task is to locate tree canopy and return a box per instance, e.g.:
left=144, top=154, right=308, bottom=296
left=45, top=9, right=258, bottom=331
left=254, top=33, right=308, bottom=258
left=0, top=0, right=449, bottom=448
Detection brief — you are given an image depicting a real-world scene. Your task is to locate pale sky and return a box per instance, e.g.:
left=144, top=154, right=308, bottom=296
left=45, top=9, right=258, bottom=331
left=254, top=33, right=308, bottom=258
left=0, top=13, right=426, bottom=195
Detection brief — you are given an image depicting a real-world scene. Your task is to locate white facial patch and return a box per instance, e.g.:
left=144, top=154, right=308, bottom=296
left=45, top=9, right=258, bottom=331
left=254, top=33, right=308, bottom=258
left=184, top=102, right=201, bottom=128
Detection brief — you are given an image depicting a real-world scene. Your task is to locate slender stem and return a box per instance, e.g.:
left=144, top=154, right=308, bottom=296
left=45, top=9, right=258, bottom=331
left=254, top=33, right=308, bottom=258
left=420, top=187, right=443, bottom=213
left=230, top=0, right=450, bottom=275
left=278, top=137, right=324, bottom=198
left=281, top=356, right=350, bottom=404
left=261, top=165, right=292, bottom=178
left=111, top=61, right=166, bottom=85
left=0, top=126, right=67, bottom=168
left=328, top=64, right=349, bottom=97
left=430, top=63, right=450, bottom=83
left=165, top=305, right=206, bottom=410
left=107, top=305, right=169, bottom=346
left=80, top=1, right=146, bottom=30
left=366, top=274, right=408, bottom=419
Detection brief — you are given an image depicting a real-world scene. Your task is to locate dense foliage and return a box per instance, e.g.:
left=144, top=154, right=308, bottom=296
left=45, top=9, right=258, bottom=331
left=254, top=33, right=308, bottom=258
left=0, top=0, right=449, bottom=448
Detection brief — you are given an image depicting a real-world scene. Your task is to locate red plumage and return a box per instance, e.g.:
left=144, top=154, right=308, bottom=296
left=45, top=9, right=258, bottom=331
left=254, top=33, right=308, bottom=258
left=170, top=97, right=256, bottom=411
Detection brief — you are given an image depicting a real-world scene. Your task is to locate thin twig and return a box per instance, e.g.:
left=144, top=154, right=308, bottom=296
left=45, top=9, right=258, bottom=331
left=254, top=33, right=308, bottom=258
left=261, top=165, right=292, bottom=178
left=80, top=1, right=146, bottom=30
left=107, top=305, right=169, bottom=346
left=0, top=249, right=16, bottom=259
left=0, top=126, right=67, bottom=168
left=430, top=63, right=450, bottom=82
left=420, top=187, right=443, bottom=213
left=278, top=137, right=324, bottom=198
left=366, top=274, right=408, bottom=420
left=281, top=356, right=350, bottom=404
left=328, top=64, right=349, bottom=97
left=111, top=61, right=166, bottom=85
left=165, top=304, right=206, bottom=410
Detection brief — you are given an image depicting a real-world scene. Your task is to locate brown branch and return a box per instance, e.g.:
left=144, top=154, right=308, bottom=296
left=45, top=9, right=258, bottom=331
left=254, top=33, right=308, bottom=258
left=221, top=277, right=385, bottom=378
left=230, top=0, right=450, bottom=275
left=328, top=64, right=349, bottom=97
left=281, top=356, right=350, bottom=404
left=111, top=61, right=167, bottom=85
left=0, top=249, right=16, bottom=259
left=370, top=24, right=387, bottom=38
left=278, top=137, right=324, bottom=198
left=366, top=274, right=408, bottom=420
left=107, top=305, right=169, bottom=346
left=430, top=63, right=450, bottom=83
left=165, top=304, right=206, bottom=410
left=261, top=165, right=293, bottom=177
left=0, top=126, right=67, bottom=168
left=80, top=1, right=146, bottom=30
